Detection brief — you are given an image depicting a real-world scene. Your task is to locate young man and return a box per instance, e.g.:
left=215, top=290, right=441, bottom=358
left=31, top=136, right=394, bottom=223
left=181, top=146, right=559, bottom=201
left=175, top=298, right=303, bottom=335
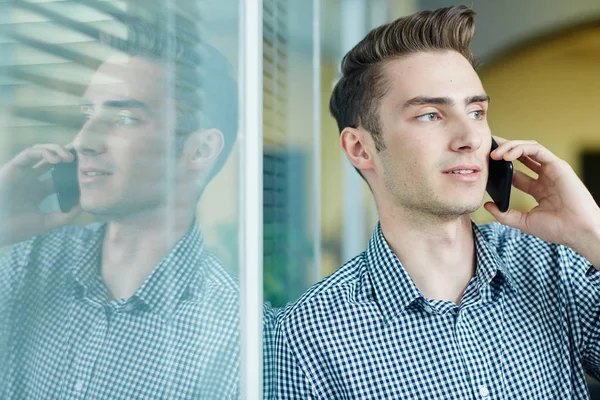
left=274, top=6, right=600, bottom=399
left=0, top=16, right=240, bottom=399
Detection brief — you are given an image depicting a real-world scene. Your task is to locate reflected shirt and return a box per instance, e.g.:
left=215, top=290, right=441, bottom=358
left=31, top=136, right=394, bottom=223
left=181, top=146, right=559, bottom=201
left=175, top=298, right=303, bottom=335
left=274, top=222, right=600, bottom=399
left=0, top=222, right=240, bottom=399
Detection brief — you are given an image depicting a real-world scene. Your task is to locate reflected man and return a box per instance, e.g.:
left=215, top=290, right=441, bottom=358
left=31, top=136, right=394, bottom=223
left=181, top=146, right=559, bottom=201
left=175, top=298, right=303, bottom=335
left=0, top=16, right=240, bottom=399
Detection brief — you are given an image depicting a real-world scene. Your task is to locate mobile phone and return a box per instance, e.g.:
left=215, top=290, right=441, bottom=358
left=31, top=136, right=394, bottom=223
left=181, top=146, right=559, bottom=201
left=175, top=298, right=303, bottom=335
left=51, top=149, right=80, bottom=213
left=486, top=138, right=513, bottom=213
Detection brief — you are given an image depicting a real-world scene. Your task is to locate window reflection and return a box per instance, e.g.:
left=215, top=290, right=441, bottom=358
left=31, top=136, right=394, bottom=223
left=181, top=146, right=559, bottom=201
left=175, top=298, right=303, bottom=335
left=0, top=2, right=240, bottom=398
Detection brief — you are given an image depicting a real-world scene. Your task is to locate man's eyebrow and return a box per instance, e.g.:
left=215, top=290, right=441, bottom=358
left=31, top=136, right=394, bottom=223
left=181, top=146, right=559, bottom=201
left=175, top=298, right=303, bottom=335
left=78, top=99, right=153, bottom=115
left=402, top=94, right=490, bottom=110
left=103, top=100, right=153, bottom=115
left=403, top=96, right=453, bottom=110
left=465, top=95, right=490, bottom=105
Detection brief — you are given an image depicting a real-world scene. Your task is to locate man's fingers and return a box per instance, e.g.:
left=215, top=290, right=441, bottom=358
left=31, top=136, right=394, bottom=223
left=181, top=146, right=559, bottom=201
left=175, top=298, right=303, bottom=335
left=512, top=170, right=536, bottom=196
left=492, top=142, right=559, bottom=165
left=492, top=139, right=536, bottom=156
left=492, top=135, right=508, bottom=145
left=483, top=202, right=528, bottom=233
left=518, top=155, right=541, bottom=174
left=32, top=144, right=74, bottom=161
left=13, top=147, right=60, bottom=168
left=12, top=146, right=75, bottom=170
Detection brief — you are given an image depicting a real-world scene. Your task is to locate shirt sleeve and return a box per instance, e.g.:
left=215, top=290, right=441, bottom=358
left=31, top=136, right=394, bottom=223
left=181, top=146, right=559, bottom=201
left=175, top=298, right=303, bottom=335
left=273, top=315, right=316, bottom=400
left=561, top=245, right=600, bottom=379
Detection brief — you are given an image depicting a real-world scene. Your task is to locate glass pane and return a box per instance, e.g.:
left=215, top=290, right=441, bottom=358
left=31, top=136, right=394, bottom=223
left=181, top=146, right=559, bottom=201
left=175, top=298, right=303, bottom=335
left=263, top=0, right=318, bottom=309
left=0, top=0, right=243, bottom=398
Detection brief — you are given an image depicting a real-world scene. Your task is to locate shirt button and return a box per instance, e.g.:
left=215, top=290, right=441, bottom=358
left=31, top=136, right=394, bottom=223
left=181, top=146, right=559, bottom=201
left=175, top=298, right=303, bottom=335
left=479, top=385, right=490, bottom=398
left=74, top=380, right=84, bottom=392
left=423, top=304, right=433, bottom=313
left=124, top=303, right=135, bottom=312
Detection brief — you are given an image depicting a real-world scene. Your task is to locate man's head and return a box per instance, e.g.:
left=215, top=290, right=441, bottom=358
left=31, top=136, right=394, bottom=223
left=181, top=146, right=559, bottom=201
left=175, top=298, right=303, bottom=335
left=331, top=5, right=492, bottom=218
left=73, top=17, right=237, bottom=217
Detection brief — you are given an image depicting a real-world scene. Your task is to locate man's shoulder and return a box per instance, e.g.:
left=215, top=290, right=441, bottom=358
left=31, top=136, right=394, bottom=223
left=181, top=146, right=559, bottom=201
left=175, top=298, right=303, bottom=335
left=38, top=222, right=102, bottom=244
left=279, top=252, right=367, bottom=326
left=478, top=221, right=589, bottom=280
left=10, top=223, right=102, bottom=260
left=478, top=221, right=553, bottom=253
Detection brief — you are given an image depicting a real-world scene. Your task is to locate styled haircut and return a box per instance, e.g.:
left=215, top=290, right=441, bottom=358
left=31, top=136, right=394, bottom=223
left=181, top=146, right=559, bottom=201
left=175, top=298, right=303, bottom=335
left=330, top=5, right=477, bottom=157
left=100, top=14, right=238, bottom=183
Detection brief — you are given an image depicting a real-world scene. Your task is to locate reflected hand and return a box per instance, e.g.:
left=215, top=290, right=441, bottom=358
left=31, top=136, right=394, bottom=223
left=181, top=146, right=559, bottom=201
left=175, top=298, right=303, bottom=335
left=0, top=144, right=82, bottom=247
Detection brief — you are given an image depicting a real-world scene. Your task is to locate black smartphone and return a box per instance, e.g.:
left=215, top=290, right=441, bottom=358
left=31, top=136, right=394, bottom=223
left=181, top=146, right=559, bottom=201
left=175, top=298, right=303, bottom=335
left=486, top=138, right=513, bottom=213
left=51, top=149, right=80, bottom=213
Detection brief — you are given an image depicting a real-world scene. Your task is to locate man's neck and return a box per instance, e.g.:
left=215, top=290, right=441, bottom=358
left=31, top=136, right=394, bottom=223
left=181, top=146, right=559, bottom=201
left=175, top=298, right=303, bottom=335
left=100, top=206, right=195, bottom=300
left=379, top=206, right=476, bottom=305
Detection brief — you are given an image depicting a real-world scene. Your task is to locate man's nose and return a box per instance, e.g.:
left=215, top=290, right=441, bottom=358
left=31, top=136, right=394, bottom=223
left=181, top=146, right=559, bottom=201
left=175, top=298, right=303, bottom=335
left=72, top=116, right=108, bottom=155
left=449, top=117, right=483, bottom=153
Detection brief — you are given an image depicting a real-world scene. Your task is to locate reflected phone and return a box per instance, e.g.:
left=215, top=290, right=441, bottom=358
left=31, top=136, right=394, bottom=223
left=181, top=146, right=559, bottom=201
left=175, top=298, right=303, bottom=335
left=486, top=138, right=513, bottom=213
left=51, top=149, right=80, bottom=213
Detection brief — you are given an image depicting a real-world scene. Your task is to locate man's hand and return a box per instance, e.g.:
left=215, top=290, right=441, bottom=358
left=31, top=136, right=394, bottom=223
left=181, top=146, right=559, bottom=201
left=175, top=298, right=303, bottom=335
left=484, top=137, right=600, bottom=267
left=0, top=144, right=82, bottom=247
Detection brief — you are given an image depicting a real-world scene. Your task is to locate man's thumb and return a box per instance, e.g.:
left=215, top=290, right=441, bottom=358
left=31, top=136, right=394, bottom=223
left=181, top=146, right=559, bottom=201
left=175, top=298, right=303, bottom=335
left=44, top=204, right=83, bottom=231
left=483, top=202, right=526, bottom=231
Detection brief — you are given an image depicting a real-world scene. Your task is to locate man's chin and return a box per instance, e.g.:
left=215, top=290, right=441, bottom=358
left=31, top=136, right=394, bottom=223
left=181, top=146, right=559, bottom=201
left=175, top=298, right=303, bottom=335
left=436, top=199, right=482, bottom=218
left=81, top=200, right=119, bottom=217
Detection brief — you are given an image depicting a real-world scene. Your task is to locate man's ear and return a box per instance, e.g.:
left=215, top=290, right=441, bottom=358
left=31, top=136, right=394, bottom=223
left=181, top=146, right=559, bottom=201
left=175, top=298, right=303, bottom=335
left=183, top=128, right=225, bottom=171
left=340, top=127, right=375, bottom=173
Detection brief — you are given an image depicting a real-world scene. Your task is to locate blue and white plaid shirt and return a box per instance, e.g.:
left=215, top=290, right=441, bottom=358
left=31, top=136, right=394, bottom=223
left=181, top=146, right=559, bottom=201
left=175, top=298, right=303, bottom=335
left=0, top=221, right=240, bottom=399
left=273, top=222, right=600, bottom=399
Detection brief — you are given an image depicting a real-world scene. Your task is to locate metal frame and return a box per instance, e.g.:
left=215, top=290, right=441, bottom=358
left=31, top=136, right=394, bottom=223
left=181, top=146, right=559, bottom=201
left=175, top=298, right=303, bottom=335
left=239, top=0, right=263, bottom=398
left=340, top=0, right=367, bottom=263
left=312, top=0, right=322, bottom=284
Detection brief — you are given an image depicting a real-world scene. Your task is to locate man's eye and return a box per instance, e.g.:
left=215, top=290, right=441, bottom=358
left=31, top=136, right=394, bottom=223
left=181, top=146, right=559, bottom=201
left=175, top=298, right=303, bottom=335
left=416, top=112, right=441, bottom=122
left=468, top=110, right=486, bottom=120
left=115, top=111, right=140, bottom=125
left=80, top=108, right=93, bottom=120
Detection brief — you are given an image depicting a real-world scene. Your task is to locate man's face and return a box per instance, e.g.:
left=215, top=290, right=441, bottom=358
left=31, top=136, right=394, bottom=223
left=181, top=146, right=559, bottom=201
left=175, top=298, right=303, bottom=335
left=74, top=56, right=178, bottom=217
left=373, top=50, right=492, bottom=218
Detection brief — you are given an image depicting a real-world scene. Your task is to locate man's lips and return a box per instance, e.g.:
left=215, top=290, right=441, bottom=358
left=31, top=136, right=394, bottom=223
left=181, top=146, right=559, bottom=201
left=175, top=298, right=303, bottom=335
left=79, top=166, right=113, bottom=182
left=442, top=165, right=482, bottom=182
left=442, top=165, right=481, bottom=174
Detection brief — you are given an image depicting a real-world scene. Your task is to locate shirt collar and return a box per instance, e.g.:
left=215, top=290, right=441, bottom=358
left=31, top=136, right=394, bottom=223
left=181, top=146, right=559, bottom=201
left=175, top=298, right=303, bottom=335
left=365, top=223, right=422, bottom=322
left=134, top=220, right=206, bottom=320
left=69, top=220, right=206, bottom=321
left=472, top=221, right=516, bottom=293
left=365, top=221, right=516, bottom=322
left=69, top=224, right=106, bottom=298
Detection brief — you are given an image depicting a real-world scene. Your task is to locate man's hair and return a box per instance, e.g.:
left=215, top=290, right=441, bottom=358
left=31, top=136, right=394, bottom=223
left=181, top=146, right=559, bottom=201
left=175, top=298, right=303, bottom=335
left=330, top=5, right=476, bottom=177
left=100, top=14, right=238, bottom=184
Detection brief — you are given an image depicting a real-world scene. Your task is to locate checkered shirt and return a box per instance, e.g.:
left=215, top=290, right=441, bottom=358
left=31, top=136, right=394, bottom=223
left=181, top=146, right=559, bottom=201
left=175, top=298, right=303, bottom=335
left=273, top=222, right=600, bottom=399
left=0, top=221, right=240, bottom=399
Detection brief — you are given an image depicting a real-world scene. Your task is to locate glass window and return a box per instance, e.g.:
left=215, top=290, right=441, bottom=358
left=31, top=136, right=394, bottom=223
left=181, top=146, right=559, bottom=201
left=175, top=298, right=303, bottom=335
left=0, top=0, right=243, bottom=398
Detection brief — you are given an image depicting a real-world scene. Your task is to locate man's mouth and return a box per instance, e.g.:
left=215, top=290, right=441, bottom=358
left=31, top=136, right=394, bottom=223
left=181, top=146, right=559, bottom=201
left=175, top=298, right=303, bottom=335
left=82, top=171, right=110, bottom=176
left=79, top=167, right=113, bottom=183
